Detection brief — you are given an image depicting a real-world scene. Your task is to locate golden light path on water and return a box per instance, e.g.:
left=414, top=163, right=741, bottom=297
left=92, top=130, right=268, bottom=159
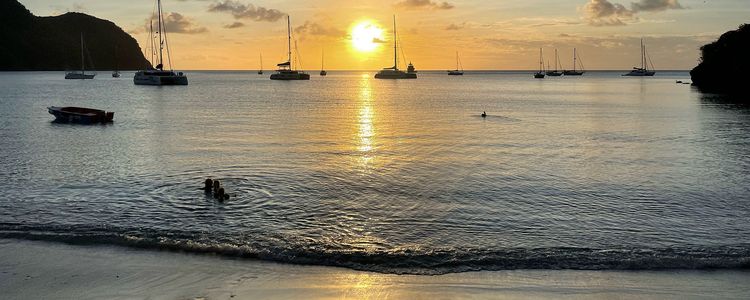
left=357, top=74, right=375, bottom=171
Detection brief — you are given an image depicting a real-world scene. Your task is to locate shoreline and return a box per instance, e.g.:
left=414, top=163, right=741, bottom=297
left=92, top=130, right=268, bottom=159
left=1, top=239, right=748, bottom=299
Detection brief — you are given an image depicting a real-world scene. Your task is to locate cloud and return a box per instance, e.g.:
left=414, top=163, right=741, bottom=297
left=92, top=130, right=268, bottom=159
left=631, top=0, right=683, bottom=12
left=372, top=37, right=387, bottom=44
left=224, top=22, right=245, bottom=28
left=161, top=12, right=208, bottom=34
left=294, top=21, right=346, bottom=38
left=445, top=23, right=465, bottom=30
left=582, top=0, right=684, bottom=26
left=394, top=0, right=454, bottom=10
left=208, top=0, right=285, bottom=22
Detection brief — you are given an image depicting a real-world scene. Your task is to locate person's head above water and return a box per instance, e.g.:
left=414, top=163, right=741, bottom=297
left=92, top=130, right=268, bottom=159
left=213, top=180, right=221, bottom=191
left=204, top=178, right=213, bottom=190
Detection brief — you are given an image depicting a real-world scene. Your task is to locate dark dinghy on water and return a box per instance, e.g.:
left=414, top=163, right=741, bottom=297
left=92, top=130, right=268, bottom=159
left=48, top=107, right=114, bottom=124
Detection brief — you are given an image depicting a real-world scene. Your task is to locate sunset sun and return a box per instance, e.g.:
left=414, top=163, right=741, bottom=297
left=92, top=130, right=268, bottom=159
left=350, top=21, right=384, bottom=52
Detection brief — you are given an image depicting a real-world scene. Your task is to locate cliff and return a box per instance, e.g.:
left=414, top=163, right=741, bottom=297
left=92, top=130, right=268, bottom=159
left=690, top=24, right=750, bottom=93
left=0, top=0, right=150, bottom=71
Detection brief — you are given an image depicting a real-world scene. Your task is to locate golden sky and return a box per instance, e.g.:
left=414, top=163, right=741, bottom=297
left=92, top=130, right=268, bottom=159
left=19, top=0, right=750, bottom=70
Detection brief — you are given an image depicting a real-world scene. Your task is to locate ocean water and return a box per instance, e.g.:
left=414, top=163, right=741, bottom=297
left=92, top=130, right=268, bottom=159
left=0, top=71, right=748, bottom=274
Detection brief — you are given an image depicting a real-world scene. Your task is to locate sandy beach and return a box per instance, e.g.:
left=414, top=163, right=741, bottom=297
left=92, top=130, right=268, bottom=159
left=1, top=239, right=748, bottom=300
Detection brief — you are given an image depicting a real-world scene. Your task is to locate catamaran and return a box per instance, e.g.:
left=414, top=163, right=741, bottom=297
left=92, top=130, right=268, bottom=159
left=375, top=16, right=417, bottom=79
left=623, top=39, right=655, bottom=76
left=65, top=33, right=96, bottom=79
left=534, top=48, right=545, bottom=79
left=563, top=48, right=585, bottom=76
left=545, top=49, right=563, bottom=76
left=448, top=51, right=464, bottom=75
left=271, top=16, right=310, bottom=80
left=134, top=0, right=188, bottom=85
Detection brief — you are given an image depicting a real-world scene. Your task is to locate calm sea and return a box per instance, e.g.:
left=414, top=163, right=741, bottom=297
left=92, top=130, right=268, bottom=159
left=1, top=71, right=748, bottom=274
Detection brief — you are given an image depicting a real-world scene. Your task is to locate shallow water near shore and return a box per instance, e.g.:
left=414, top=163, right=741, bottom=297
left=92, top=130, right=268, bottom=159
left=0, top=71, right=748, bottom=274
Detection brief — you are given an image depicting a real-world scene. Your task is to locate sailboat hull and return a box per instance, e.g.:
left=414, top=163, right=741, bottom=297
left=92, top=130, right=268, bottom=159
left=134, top=71, right=188, bottom=85
left=623, top=69, right=655, bottom=76
left=545, top=71, right=563, bottom=76
left=374, top=69, right=417, bottom=79
left=65, top=73, right=95, bottom=79
left=270, top=71, right=310, bottom=80
left=563, top=71, right=584, bottom=76
left=448, top=71, right=463, bottom=76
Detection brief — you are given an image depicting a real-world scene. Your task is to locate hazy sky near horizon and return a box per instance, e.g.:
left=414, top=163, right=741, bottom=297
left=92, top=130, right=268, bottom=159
left=18, top=0, right=750, bottom=70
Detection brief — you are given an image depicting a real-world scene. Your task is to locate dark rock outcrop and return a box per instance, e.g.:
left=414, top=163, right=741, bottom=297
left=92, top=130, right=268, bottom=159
left=0, top=0, right=150, bottom=71
left=690, top=24, right=750, bottom=93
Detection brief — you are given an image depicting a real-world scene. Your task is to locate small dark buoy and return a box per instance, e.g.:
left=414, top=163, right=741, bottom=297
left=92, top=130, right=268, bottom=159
left=481, top=111, right=487, bottom=118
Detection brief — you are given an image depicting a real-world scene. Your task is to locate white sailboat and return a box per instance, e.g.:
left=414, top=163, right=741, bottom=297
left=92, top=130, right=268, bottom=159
left=375, top=16, right=417, bottom=79
left=65, top=33, right=96, bottom=79
left=534, top=48, right=545, bottom=78
left=623, top=39, right=655, bottom=76
left=134, top=0, right=188, bottom=85
left=448, top=51, right=463, bottom=75
left=271, top=16, right=310, bottom=80
left=563, top=48, right=585, bottom=76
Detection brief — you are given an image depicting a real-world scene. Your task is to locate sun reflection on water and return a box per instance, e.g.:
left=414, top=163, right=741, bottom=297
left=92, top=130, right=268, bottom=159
left=357, top=76, right=376, bottom=170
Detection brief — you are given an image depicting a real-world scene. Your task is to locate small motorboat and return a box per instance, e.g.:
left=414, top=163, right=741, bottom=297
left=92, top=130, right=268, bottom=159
left=48, top=106, right=114, bottom=124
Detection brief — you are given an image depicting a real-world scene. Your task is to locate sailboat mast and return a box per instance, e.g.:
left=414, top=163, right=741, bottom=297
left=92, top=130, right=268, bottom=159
left=80, top=33, right=84, bottom=73
left=287, top=16, right=291, bottom=67
left=393, top=15, right=397, bottom=70
left=554, top=49, right=558, bottom=71
left=260, top=53, right=263, bottom=70
left=455, top=51, right=459, bottom=70
left=539, top=48, right=543, bottom=72
left=640, top=39, right=644, bottom=70
left=157, top=0, right=164, bottom=69
left=573, top=48, right=577, bottom=72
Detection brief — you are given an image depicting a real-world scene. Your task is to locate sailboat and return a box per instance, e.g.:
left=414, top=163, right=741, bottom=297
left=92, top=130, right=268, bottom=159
left=271, top=16, right=310, bottom=80
left=447, top=51, right=464, bottom=75
left=112, top=44, right=121, bottom=78
left=534, top=48, right=545, bottom=78
left=375, top=16, right=417, bottom=79
left=134, top=0, right=188, bottom=85
left=623, top=39, right=655, bottom=76
left=258, top=53, right=263, bottom=75
left=319, top=49, right=327, bottom=76
left=545, top=49, right=563, bottom=76
left=563, top=48, right=585, bottom=76
left=65, top=33, right=96, bottom=79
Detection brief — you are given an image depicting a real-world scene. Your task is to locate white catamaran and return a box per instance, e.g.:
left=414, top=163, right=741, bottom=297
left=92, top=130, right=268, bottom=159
left=623, top=39, right=655, bottom=76
left=65, top=33, right=96, bottom=79
left=270, top=16, right=310, bottom=80
left=134, top=0, right=188, bottom=85
left=375, top=16, right=417, bottom=79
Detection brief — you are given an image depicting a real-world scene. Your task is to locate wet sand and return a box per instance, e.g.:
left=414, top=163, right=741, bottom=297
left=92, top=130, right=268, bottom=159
left=1, top=239, right=748, bottom=300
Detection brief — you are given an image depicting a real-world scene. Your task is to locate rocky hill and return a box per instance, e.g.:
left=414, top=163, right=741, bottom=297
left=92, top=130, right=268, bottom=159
left=0, top=0, right=150, bottom=70
left=691, top=24, right=749, bottom=93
